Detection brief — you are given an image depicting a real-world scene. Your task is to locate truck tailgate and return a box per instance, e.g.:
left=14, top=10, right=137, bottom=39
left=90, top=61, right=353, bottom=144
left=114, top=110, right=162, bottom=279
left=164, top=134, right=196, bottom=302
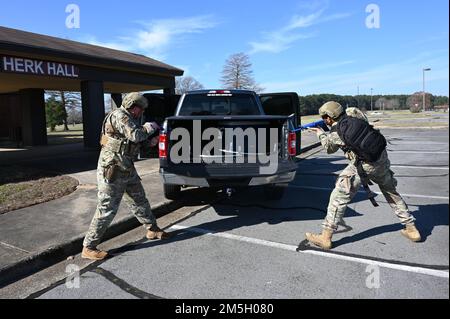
left=163, top=115, right=292, bottom=175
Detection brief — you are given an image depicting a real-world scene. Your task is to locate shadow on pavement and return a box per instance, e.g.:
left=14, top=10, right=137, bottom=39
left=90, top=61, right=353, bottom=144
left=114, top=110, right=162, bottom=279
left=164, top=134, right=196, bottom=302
left=332, top=203, right=448, bottom=248
left=108, top=149, right=447, bottom=256
left=108, top=185, right=367, bottom=256
left=0, top=143, right=100, bottom=175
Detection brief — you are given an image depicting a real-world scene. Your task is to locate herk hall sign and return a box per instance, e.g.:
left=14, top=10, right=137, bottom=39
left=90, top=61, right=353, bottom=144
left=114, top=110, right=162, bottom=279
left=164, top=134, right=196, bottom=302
left=1, top=56, right=79, bottom=78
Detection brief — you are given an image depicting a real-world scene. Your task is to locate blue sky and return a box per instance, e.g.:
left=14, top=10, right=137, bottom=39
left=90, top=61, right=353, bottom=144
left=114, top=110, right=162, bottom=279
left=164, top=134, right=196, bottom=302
left=1, top=0, right=448, bottom=96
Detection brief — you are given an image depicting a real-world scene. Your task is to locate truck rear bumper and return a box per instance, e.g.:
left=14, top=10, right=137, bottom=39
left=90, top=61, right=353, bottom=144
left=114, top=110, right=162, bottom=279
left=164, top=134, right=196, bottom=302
left=160, top=170, right=296, bottom=187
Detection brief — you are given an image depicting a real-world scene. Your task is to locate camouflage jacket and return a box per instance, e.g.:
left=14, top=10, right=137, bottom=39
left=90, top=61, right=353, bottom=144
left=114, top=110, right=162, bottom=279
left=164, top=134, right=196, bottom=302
left=99, top=107, right=154, bottom=171
left=316, top=107, right=372, bottom=164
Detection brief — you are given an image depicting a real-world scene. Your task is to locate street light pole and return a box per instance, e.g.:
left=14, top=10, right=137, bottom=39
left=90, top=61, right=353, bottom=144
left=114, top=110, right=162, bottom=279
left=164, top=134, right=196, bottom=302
left=357, top=85, right=360, bottom=107
left=370, top=88, right=373, bottom=111
left=423, top=68, right=431, bottom=112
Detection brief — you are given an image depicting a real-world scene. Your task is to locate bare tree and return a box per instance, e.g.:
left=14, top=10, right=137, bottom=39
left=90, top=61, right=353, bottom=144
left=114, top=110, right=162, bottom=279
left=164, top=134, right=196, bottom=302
left=407, top=92, right=432, bottom=112
left=375, top=97, right=388, bottom=111
left=176, top=76, right=205, bottom=94
left=67, top=107, right=83, bottom=125
left=220, top=53, right=264, bottom=92
left=388, top=98, right=400, bottom=110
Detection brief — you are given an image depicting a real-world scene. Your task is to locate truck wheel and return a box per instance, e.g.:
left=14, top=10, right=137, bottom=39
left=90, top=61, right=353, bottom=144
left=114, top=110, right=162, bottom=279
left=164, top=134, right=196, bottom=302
left=164, top=184, right=181, bottom=200
left=263, top=184, right=286, bottom=200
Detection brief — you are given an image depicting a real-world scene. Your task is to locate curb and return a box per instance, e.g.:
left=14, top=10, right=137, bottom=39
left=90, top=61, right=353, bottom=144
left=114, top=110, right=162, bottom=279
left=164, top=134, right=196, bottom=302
left=0, top=143, right=322, bottom=289
left=0, top=199, right=183, bottom=289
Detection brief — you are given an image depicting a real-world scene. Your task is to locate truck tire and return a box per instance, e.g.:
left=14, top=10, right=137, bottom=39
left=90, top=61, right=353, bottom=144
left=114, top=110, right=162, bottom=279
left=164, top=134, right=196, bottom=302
left=263, top=184, right=286, bottom=200
left=164, top=184, right=181, bottom=200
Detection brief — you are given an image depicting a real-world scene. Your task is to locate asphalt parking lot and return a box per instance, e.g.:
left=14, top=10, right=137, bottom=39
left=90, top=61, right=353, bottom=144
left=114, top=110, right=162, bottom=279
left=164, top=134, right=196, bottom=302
left=23, top=128, right=450, bottom=299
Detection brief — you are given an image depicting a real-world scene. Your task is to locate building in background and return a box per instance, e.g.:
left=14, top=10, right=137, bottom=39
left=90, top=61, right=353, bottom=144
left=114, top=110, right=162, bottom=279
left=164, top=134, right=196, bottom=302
left=0, top=26, right=183, bottom=148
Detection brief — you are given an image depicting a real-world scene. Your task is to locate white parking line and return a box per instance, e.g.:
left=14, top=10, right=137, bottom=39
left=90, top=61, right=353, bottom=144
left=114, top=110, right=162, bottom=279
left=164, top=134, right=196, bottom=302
left=305, top=158, right=450, bottom=170
left=289, top=185, right=449, bottom=200
left=298, top=163, right=449, bottom=171
left=391, top=165, right=449, bottom=170
left=387, top=141, right=448, bottom=145
left=170, top=225, right=449, bottom=279
left=388, top=151, right=449, bottom=154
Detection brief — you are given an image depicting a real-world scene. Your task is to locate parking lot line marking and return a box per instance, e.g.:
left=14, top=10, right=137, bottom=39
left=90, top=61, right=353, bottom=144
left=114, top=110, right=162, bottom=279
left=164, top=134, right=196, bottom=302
left=389, top=151, right=449, bottom=154
left=298, top=162, right=449, bottom=171
left=289, top=185, right=449, bottom=200
left=170, top=225, right=449, bottom=279
left=391, top=165, right=449, bottom=170
left=387, top=141, right=448, bottom=145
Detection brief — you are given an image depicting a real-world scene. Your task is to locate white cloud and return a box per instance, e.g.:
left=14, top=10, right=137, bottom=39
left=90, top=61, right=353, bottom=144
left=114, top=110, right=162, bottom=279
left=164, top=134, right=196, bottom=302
left=249, top=31, right=317, bottom=54
left=82, top=15, right=219, bottom=61
left=261, top=51, right=449, bottom=95
left=84, top=36, right=130, bottom=52
left=284, top=10, right=325, bottom=31
left=249, top=6, right=351, bottom=55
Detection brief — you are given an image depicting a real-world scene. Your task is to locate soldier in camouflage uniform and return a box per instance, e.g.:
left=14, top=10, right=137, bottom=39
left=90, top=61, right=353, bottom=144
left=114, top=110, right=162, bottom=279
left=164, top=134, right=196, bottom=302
left=82, top=92, right=170, bottom=261
left=305, top=101, right=421, bottom=250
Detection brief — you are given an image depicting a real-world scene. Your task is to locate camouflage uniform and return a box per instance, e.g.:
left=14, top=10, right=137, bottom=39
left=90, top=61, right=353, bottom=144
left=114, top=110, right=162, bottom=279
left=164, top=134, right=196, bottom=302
left=317, top=107, right=415, bottom=231
left=83, top=106, right=157, bottom=249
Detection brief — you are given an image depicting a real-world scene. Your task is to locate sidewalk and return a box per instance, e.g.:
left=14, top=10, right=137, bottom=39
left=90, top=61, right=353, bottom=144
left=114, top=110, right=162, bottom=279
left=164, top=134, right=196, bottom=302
left=0, top=159, right=181, bottom=288
left=0, top=133, right=320, bottom=288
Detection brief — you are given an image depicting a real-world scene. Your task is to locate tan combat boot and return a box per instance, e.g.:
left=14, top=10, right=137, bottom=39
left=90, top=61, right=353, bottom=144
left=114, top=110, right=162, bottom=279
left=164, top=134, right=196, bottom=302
left=81, top=247, right=109, bottom=261
left=305, top=229, right=333, bottom=250
left=401, top=224, right=421, bottom=242
left=146, top=225, right=172, bottom=240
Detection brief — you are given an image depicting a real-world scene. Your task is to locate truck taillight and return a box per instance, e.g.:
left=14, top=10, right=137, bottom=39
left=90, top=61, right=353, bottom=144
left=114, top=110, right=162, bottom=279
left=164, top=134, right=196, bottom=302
left=159, top=134, right=168, bottom=159
left=288, top=132, right=297, bottom=156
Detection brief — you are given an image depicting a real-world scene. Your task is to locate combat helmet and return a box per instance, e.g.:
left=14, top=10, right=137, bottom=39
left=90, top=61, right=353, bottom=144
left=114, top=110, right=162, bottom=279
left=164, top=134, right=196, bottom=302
left=319, top=101, right=344, bottom=120
left=122, top=92, right=148, bottom=109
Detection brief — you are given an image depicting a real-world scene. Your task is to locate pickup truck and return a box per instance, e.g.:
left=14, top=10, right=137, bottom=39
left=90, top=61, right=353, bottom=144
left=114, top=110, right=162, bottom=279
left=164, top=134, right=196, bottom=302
left=143, top=90, right=302, bottom=200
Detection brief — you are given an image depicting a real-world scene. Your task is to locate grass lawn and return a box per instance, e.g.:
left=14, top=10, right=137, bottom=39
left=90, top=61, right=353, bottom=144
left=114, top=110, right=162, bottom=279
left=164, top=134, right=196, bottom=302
left=0, top=166, right=79, bottom=215
left=367, top=110, right=448, bottom=118
left=301, top=110, right=449, bottom=128
left=47, top=124, right=84, bottom=145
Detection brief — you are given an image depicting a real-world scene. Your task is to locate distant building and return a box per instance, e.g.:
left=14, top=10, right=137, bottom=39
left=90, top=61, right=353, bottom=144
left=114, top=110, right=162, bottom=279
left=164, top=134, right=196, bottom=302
left=434, top=105, right=449, bottom=112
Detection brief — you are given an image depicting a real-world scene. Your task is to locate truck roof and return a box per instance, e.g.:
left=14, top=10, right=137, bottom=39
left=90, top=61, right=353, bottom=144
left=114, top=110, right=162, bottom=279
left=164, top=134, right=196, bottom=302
left=185, top=89, right=256, bottom=95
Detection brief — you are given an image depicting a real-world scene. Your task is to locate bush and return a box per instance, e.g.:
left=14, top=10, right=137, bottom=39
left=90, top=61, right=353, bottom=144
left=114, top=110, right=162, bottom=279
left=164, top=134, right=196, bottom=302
left=409, top=105, right=421, bottom=113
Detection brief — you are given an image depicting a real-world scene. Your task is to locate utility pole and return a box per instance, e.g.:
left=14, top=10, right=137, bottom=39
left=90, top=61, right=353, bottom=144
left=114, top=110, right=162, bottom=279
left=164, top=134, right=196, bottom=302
left=370, top=88, right=373, bottom=111
left=423, top=68, right=431, bottom=112
left=357, top=85, right=360, bottom=107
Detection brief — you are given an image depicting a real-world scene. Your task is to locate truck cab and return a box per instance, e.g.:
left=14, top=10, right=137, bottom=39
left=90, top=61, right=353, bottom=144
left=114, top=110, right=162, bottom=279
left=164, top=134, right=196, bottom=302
left=142, top=90, right=301, bottom=200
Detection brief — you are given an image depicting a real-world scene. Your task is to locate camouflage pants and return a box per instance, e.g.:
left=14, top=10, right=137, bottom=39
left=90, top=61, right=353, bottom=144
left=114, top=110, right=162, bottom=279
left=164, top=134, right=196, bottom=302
left=83, top=166, right=156, bottom=248
left=323, top=151, right=415, bottom=231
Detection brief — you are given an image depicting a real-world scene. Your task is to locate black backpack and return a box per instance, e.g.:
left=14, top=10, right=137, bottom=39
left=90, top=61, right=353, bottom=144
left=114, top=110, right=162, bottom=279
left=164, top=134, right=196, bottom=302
left=333, top=116, right=387, bottom=162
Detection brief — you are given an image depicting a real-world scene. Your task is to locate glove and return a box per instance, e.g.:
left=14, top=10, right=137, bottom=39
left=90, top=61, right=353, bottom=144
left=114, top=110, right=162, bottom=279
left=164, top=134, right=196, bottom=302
left=143, top=122, right=152, bottom=133
left=143, top=122, right=160, bottom=134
